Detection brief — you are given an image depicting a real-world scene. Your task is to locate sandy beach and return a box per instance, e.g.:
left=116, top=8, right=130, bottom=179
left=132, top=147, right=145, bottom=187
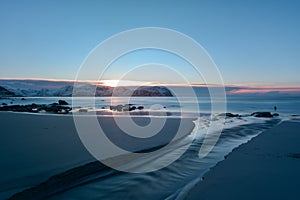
left=0, top=110, right=298, bottom=200
left=0, top=112, right=195, bottom=199
left=185, top=120, right=300, bottom=200
left=0, top=112, right=94, bottom=199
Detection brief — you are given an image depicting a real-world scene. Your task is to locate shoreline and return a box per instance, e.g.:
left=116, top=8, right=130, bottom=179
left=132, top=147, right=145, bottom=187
left=0, top=112, right=293, bottom=199
left=184, top=120, right=300, bottom=200
left=0, top=112, right=195, bottom=199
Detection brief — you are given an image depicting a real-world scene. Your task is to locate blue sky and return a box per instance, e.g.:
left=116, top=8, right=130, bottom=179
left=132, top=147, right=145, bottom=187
left=0, top=0, right=299, bottom=86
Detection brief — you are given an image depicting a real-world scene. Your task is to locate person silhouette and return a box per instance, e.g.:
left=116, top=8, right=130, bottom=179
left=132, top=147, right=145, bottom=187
left=274, top=106, right=277, bottom=111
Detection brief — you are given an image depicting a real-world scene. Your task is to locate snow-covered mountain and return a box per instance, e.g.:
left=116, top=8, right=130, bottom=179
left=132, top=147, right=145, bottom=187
left=53, top=85, right=73, bottom=96
left=11, top=88, right=59, bottom=97
left=0, top=80, right=173, bottom=97
left=0, top=86, right=16, bottom=97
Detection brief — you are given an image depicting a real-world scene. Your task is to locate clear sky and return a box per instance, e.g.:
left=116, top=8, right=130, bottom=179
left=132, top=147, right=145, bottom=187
left=0, top=0, right=299, bottom=86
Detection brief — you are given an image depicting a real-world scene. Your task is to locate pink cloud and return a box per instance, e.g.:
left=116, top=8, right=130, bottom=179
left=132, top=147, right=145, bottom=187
left=228, top=87, right=300, bottom=94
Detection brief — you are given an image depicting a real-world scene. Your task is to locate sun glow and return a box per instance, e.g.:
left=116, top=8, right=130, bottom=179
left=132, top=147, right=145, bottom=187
left=99, top=80, right=121, bottom=87
left=97, top=80, right=154, bottom=87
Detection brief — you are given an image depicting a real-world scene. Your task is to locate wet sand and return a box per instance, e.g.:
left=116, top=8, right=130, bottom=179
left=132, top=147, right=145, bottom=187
left=0, top=112, right=195, bottom=199
left=185, top=121, right=300, bottom=200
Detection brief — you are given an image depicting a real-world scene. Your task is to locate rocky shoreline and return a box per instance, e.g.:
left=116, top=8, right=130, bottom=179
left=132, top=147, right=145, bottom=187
left=219, top=112, right=279, bottom=118
left=0, top=100, right=280, bottom=118
left=0, top=100, right=72, bottom=114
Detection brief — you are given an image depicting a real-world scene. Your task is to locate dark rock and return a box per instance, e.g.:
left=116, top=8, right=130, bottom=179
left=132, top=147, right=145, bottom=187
left=129, top=106, right=136, bottom=111
left=58, top=100, right=69, bottom=105
left=219, top=113, right=239, bottom=117
left=44, top=104, right=72, bottom=114
left=110, top=104, right=141, bottom=112
left=0, top=105, right=31, bottom=112
left=0, top=105, right=8, bottom=111
left=79, top=108, right=88, bottom=112
left=31, top=103, right=38, bottom=108
left=288, top=153, right=300, bottom=159
left=273, top=113, right=279, bottom=117
left=0, top=103, right=71, bottom=114
left=21, top=98, right=26, bottom=100
left=137, top=106, right=144, bottom=110
left=1, top=102, right=7, bottom=106
left=109, top=105, right=123, bottom=111
left=109, top=105, right=116, bottom=111
left=122, top=104, right=130, bottom=111
left=116, top=105, right=123, bottom=112
left=251, top=112, right=273, bottom=118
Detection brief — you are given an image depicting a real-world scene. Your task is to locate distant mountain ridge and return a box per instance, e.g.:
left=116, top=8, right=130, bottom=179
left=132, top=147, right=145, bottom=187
left=2, top=79, right=298, bottom=97
left=0, top=86, right=16, bottom=97
left=0, top=80, right=173, bottom=97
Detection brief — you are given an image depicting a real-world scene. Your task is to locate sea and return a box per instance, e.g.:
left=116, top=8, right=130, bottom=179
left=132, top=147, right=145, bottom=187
left=1, top=94, right=300, bottom=200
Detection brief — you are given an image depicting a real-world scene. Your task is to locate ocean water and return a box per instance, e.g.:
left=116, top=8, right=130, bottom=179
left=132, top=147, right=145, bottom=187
left=2, top=94, right=300, bottom=199
left=1, top=94, right=299, bottom=116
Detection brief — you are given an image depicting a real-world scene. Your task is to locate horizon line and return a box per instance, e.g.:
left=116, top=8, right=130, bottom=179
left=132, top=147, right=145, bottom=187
left=0, top=77, right=299, bottom=86
left=0, top=78, right=300, bottom=94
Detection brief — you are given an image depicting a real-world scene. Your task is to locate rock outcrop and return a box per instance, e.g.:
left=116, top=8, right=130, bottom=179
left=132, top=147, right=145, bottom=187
left=251, top=112, right=273, bottom=118
left=109, top=104, right=144, bottom=112
left=58, top=100, right=69, bottom=105
left=0, top=103, right=72, bottom=114
left=218, top=113, right=240, bottom=117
